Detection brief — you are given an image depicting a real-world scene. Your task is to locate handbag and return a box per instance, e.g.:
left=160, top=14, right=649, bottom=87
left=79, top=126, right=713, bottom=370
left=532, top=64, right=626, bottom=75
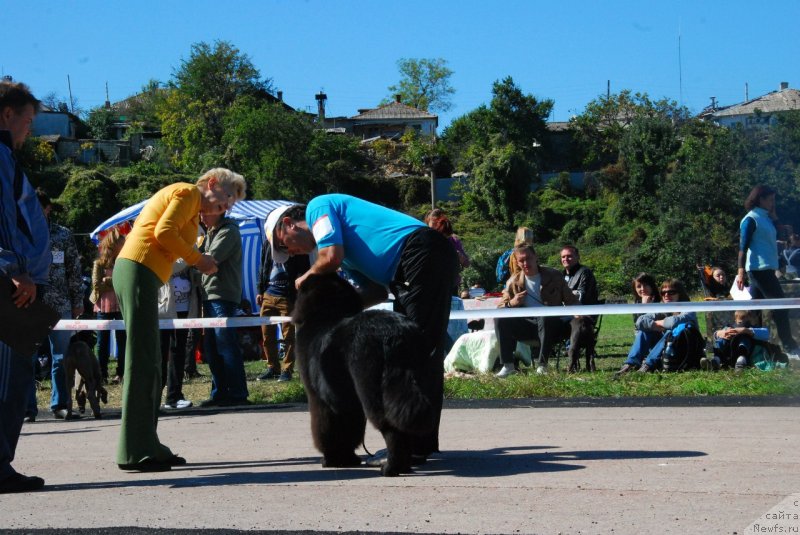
left=0, top=276, right=61, bottom=356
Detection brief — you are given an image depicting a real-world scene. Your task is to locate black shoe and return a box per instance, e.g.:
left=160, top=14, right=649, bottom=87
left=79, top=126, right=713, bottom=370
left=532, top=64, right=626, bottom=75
left=224, top=398, right=252, bottom=406
left=257, top=368, right=278, bottom=381
left=0, top=472, right=45, bottom=493
left=199, top=398, right=227, bottom=408
left=167, top=455, right=186, bottom=466
left=118, top=459, right=172, bottom=472
left=23, top=414, right=35, bottom=423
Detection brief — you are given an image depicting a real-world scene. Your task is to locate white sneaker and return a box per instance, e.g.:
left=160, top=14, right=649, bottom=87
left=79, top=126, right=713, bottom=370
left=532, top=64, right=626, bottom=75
left=735, top=356, right=747, bottom=371
left=495, top=364, right=517, bottom=378
left=163, top=399, right=193, bottom=410
left=535, top=365, right=547, bottom=375
left=785, top=351, right=800, bottom=361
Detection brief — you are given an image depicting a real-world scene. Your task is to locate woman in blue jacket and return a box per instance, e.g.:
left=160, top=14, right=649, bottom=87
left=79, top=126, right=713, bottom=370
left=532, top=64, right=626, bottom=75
left=735, top=185, right=798, bottom=359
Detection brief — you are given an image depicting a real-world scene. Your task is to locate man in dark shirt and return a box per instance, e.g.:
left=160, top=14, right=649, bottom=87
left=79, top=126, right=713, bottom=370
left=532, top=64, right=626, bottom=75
left=560, top=245, right=600, bottom=372
left=256, top=207, right=309, bottom=382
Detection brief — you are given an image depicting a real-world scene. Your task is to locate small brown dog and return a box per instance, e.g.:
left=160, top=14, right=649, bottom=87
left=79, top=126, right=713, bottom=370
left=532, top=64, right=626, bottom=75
left=65, top=340, right=107, bottom=419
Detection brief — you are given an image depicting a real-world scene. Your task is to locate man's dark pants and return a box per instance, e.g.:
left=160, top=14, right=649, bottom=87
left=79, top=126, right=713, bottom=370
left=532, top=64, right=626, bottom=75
left=0, top=342, right=34, bottom=482
left=390, top=227, right=459, bottom=457
left=496, top=315, right=564, bottom=367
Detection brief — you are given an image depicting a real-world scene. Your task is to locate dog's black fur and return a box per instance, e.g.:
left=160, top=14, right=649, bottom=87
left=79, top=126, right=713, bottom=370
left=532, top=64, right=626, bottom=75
left=293, top=273, right=436, bottom=476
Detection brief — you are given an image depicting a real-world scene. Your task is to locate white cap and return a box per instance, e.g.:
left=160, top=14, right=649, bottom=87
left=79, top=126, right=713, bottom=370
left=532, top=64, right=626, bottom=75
left=264, top=205, right=294, bottom=264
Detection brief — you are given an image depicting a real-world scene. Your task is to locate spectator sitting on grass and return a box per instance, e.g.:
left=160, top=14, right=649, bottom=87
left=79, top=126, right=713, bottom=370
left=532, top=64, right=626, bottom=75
left=615, top=278, right=698, bottom=376
left=709, top=309, right=770, bottom=372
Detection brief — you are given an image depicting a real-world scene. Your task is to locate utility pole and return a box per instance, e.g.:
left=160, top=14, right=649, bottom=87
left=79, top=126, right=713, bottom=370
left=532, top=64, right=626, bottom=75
left=67, top=75, right=75, bottom=114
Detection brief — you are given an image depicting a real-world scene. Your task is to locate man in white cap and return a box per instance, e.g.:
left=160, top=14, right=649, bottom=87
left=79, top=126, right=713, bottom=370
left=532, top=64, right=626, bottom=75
left=265, top=194, right=459, bottom=461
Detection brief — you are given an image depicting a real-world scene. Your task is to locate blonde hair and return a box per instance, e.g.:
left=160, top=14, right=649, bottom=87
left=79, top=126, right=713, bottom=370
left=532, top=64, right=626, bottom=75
left=98, top=228, right=125, bottom=267
left=509, top=227, right=535, bottom=276
left=514, top=227, right=534, bottom=247
left=197, top=168, right=247, bottom=203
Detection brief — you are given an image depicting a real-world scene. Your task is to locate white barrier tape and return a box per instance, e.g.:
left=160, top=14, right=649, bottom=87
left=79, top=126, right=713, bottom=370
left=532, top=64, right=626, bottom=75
left=449, top=297, right=800, bottom=320
left=53, top=297, right=800, bottom=331
left=54, top=316, right=293, bottom=331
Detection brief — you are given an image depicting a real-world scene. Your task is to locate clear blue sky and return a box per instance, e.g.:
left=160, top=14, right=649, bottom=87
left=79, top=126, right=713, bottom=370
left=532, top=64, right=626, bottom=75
left=4, top=0, right=799, bottom=130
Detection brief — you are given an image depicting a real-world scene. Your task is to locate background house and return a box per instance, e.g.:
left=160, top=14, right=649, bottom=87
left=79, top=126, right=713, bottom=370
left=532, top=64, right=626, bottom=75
left=700, top=82, right=800, bottom=128
left=32, top=106, right=84, bottom=138
left=318, top=94, right=438, bottom=139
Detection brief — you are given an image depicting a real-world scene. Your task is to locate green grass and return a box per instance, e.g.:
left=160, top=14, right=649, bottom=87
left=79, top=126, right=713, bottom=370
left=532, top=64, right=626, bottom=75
left=33, top=312, right=799, bottom=410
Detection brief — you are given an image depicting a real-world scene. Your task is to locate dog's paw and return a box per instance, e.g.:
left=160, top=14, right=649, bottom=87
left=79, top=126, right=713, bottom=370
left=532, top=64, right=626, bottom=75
left=321, top=453, right=362, bottom=468
left=381, top=463, right=411, bottom=477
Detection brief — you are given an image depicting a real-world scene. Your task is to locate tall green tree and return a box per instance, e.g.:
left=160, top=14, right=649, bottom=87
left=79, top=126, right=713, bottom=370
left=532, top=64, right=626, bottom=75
left=618, top=115, right=680, bottom=217
left=569, top=90, right=689, bottom=170
left=387, top=58, right=455, bottom=113
left=158, top=40, right=272, bottom=171
left=221, top=98, right=314, bottom=200
left=85, top=106, right=118, bottom=139
left=442, top=77, right=552, bottom=225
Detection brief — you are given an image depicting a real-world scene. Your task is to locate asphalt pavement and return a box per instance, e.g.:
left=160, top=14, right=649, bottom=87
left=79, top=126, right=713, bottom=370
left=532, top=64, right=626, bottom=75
left=2, top=398, right=799, bottom=535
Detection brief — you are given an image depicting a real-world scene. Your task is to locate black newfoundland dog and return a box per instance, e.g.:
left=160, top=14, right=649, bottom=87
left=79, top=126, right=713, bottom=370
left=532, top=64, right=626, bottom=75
left=292, top=273, right=437, bottom=476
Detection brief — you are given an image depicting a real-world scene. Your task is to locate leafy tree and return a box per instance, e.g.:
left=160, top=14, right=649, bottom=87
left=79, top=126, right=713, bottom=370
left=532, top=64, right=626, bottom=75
left=117, top=79, right=166, bottom=134
left=306, top=130, right=371, bottom=196
left=488, top=76, right=553, bottom=164
left=387, top=58, right=455, bottom=113
left=569, top=90, right=689, bottom=170
left=16, top=137, right=55, bottom=171
left=221, top=98, right=314, bottom=200
left=440, top=106, right=493, bottom=171
left=85, top=106, right=118, bottom=139
left=158, top=40, right=272, bottom=171
left=442, top=77, right=552, bottom=225
left=618, top=115, right=680, bottom=217
left=738, top=111, right=800, bottom=232
left=464, top=142, right=533, bottom=225
left=57, top=168, right=122, bottom=234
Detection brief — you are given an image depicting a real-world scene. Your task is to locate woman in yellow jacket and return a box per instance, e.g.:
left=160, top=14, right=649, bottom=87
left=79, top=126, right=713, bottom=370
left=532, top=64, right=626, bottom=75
left=114, top=168, right=246, bottom=472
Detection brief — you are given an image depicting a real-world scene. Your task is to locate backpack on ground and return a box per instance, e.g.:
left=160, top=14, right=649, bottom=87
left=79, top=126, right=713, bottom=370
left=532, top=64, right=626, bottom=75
left=661, top=324, right=706, bottom=372
left=751, top=342, right=789, bottom=371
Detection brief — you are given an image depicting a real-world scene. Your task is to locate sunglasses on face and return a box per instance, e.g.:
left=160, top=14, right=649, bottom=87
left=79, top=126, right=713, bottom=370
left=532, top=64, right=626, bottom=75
left=661, top=289, right=678, bottom=296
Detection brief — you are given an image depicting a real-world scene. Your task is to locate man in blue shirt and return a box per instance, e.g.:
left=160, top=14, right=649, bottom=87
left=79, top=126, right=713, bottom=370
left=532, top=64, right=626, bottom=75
left=0, top=80, right=51, bottom=493
left=265, top=194, right=459, bottom=460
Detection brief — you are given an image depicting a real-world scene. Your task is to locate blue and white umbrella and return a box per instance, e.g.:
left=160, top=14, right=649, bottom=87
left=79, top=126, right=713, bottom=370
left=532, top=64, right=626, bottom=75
left=90, top=198, right=294, bottom=312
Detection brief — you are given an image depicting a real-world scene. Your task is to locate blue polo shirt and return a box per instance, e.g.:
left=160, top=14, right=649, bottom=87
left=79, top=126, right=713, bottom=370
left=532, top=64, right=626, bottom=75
left=306, top=194, right=425, bottom=286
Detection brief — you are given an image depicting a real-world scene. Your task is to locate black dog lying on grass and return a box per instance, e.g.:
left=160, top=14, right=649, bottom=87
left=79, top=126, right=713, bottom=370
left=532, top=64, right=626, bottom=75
left=292, top=273, right=437, bottom=477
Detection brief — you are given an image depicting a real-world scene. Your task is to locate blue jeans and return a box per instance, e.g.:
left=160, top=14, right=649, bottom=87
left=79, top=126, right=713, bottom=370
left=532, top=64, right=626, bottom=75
left=625, top=330, right=664, bottom=367
left=49, top=312, right=73, bottom=411
left=203, top=300, right=248, bottom=402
